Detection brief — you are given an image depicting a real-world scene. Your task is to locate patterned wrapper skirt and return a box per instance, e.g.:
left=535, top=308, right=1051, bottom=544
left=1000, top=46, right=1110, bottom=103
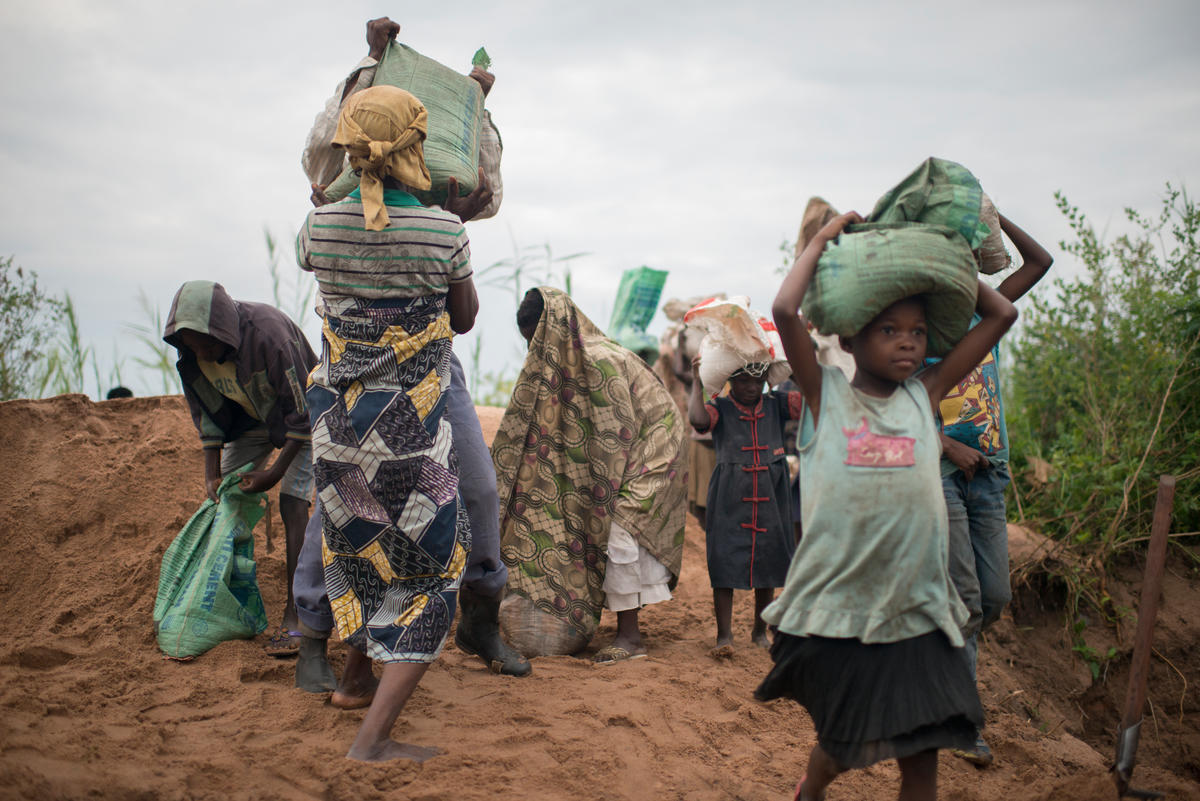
left=307, top=294, right=470, bottom=663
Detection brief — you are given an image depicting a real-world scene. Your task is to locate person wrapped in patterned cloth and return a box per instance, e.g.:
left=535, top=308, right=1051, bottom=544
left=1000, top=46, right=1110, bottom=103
left=297, top=84, right=477, bottom=762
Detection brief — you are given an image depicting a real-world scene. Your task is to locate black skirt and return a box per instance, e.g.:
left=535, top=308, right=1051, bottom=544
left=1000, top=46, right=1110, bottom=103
left=755, top=630, right=983, bottom=769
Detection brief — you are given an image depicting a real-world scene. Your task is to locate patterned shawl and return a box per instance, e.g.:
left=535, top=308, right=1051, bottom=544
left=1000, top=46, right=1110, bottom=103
left=493, top=288, right=688, bottom=639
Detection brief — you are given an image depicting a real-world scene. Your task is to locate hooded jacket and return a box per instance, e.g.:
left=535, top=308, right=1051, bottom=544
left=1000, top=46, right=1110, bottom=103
left=163, top=281, right=317, bottom=450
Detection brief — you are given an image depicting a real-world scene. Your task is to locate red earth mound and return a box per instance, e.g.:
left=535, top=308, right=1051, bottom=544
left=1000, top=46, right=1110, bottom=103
left=0, top=394, right=1196, bottom=800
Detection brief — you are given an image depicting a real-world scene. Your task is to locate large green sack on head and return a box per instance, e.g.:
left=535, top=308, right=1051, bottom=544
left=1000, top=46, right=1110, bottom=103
left=153, top=470, right=268, bottom=659
left=325, top=41, right=485, bottom=207
left=868, top=157, right=991, bottom=251
left=802, top=222, right=979, bottom=357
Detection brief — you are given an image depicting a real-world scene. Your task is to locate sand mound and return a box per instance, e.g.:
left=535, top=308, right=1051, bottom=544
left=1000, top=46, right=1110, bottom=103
left=0, top=394, right=1197, bottom=800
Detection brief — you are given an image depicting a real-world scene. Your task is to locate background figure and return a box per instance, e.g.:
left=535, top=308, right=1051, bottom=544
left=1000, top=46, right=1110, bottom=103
left=493, top=287, right=687, bottom=664
left=163, top=280, right=315, bottom=657
left=926, top=213, right=1054, bottom=768
left=689, top=361, right=804, bottom=658
left=105, top=386, right=133, bottom=399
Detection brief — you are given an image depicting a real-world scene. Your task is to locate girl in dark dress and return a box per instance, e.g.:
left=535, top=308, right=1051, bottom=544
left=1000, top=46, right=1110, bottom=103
left=688, top=361, right=804, bottom=657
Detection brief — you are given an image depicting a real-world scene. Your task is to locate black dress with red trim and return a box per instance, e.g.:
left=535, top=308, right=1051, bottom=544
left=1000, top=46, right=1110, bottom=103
left=703, top=392, right=799, bottom=589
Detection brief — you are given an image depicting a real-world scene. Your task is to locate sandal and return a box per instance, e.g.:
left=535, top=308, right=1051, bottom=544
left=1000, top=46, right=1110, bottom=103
left=592, top=645, right=647, bottom=665
left=264, top=626, right=302, bottom=658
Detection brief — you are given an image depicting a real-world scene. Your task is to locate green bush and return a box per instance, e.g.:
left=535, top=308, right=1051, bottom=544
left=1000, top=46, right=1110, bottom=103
left=0, top=256, right=65, bottom=401
left=1007, top=185, right=1199, bottom=559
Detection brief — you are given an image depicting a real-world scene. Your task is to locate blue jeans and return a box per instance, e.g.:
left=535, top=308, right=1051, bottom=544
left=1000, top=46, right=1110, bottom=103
left=943, top=463, right=1012, bottom=678
left=293, top=352, right=508, bottom=636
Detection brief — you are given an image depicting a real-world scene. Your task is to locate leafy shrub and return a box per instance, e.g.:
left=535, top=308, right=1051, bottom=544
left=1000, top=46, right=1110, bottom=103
left=0, top=256, right=66, bottom=401
left=1006, top=185, right=1199, bottom=559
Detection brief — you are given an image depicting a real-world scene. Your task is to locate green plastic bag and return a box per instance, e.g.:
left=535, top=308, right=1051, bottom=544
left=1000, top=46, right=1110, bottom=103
left=868, top=157, right=991, bottom=250
left=153, top=469, right=268, bottom=659
left=325, top=41, right=484, bottom=207
left=609, top=266, right=668, bottom=357
left=803, top=222, right=978, bottom=357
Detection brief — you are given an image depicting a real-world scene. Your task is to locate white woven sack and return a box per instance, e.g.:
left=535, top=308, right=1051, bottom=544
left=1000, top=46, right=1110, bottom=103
left=683, top=296, right=789, bottom=396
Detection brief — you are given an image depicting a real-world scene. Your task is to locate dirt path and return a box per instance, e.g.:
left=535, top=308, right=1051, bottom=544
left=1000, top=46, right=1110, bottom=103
left=0, top=394, right=1196, bottom=800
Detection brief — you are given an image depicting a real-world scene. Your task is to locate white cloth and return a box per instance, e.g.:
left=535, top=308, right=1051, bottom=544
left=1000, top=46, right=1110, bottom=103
left=302, top=55, right=504, bottom=220
left=603, top=521, right=672, bottom=612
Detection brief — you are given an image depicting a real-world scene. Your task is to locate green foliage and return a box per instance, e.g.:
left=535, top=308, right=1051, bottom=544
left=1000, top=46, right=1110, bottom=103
left=1007, top=185, right=1200, bottom=559
left=39, top=293, right=92, bottom=396
left=125, top=289, right=182, bottom=396
left=0, top=256, right=66, bottom=400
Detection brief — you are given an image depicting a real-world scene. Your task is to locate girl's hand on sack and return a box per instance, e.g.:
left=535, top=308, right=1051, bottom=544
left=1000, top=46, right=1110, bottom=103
left=206, top=477, right=221, bottom=504
left=942, top=437, right=990, bottom=482
left=691, top=354, right=702, bottom=374
left=815, top=210, right=863, bottom=243
left=239, top=470, right=278, bottom=494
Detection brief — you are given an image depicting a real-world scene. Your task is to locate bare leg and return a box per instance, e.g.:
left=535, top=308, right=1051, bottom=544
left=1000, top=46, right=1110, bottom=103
left=331, top=646, right=380, bottom=709
left=798, top=743, right=843, bottom=801
left=711, top=588, right=734, bottom=656
left=752, top=588, right=774, bottom=648
left=278, top=494, right=309, bottom=632
left=695, top=505, right=707, bottom=531
left=897, top=749, right=938, bottom=801
left=346, top=661, right=440, bottom=763
left=608, top=608, right=644, bottom=655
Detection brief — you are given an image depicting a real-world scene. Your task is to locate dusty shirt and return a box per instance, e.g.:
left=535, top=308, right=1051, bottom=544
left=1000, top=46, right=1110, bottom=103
left=197, top=358, right=259, bottom=420
left=762, top=366, right=968, bottom=645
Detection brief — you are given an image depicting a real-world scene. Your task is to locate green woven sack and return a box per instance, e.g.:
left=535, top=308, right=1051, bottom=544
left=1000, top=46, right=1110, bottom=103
left=325, top=41, right=484, bottom=207
left=609, top=266, right=668, bottom=356
left=802, top=222, right=979, bottom=357
left=153, top=469, right=268, bottom=659
left=868, top=157, right=991, bottom=251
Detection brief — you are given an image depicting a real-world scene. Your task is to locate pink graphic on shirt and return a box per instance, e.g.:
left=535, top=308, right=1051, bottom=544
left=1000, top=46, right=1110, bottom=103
left=842, top=417, right=915, bottom=467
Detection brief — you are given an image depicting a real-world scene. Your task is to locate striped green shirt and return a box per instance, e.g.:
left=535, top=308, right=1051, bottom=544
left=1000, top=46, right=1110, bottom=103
left=297, top=188, right=472, bottom=301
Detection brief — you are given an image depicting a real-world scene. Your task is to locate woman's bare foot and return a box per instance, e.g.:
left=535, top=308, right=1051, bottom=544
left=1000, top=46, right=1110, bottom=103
left=346, top=738, right=443, bottom=763
left=751, top=628, right=771, bottom=649
left=331, top=674, right=379, bottom=709
left=331, top=647, right=379, bottom=709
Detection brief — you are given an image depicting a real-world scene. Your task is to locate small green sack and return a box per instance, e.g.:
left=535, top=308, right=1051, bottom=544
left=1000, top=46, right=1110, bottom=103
left=325, top=41, right=485, bottom=207
left=803, top=222, right=978, bottom=357
left=153, top=469, right=268, bottom=659
left=609, top=266, right=668, bottom=357
left=868, top=157, right=991, bottom=250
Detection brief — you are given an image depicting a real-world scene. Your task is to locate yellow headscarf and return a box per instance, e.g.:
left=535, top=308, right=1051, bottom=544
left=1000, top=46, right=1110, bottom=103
left=332, top=85, right=432, bottom=231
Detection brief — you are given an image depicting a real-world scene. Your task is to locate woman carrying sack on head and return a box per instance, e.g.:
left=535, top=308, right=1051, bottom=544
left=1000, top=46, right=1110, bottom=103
left=297, top=85, right=479, bottom=763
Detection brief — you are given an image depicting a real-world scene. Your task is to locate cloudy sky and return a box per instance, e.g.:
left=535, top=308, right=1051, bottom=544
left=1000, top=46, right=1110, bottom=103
left=2, top=0, right=1198, bottom=397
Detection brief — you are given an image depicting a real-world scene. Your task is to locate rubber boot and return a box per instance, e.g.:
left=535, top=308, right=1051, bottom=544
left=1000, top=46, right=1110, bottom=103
left=295, top=626, right=338, bottom=693
left=454, top=587, right=532, bottom=677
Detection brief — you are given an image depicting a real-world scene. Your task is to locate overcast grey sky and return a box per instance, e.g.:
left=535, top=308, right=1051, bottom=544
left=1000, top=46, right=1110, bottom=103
left=2, top=0, right=1198, bottom=397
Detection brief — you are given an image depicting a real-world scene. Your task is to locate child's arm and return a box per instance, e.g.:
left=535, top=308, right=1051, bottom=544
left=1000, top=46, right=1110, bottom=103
left=772, top=211, right=862, bottom=424
left=688, top=360, right=713, bottom=433
left=994, top=214, right=1053, bottom=303
left=941, top=432, right=989, bottom=481
left=920, top=281, right=1017, bottom=406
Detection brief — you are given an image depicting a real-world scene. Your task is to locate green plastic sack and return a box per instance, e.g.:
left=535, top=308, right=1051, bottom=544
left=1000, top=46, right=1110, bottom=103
left=325, top=41, right=484, bottom=207
left=609, top=266, right=668, bottom=357
left=803, top=222, right=978, bottom=357
left=868, top=157, right=991, bottom=251
left=153, top=469, right=268, bottom=659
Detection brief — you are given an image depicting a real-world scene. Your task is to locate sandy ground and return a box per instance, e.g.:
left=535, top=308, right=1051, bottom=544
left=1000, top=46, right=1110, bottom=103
left=0, top=394, right=1197, bottom=801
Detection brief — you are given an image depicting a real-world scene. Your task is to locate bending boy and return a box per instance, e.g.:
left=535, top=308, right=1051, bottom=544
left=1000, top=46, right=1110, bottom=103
left=164, top=280, right=318, bottom=656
